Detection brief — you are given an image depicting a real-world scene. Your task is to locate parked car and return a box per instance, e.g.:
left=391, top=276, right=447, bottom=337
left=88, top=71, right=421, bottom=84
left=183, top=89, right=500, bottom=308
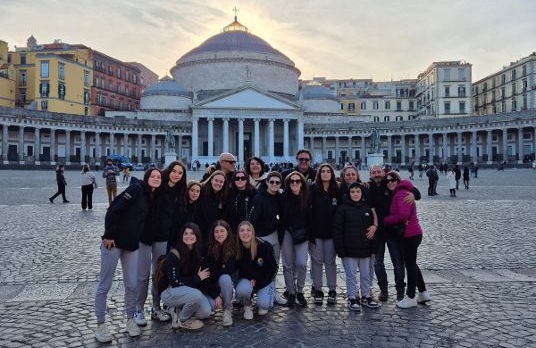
left=132, top=164, right=145, bottom=171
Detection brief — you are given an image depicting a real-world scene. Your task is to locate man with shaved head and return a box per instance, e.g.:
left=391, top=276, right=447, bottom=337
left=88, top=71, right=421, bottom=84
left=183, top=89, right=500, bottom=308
left=202, top=152, right=236, bottom=183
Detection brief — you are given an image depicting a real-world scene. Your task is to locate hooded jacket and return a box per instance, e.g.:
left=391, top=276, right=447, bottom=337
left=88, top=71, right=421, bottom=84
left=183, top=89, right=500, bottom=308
left=332, top=197, right=374, bottom=258
left=383, top=180, right=423, bottom=238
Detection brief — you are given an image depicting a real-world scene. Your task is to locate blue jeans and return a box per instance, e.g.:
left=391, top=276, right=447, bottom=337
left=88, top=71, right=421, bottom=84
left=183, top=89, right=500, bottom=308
left=374, top=232, right=405, bottom=296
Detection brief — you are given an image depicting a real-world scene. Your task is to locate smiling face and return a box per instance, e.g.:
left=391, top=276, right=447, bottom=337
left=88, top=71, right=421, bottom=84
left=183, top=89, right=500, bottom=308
left=233, top=172, right=247, bottom=189
left=168, top=164, right=184, bottom=187
left=238, top=223, right=253, bottom=244
left=343, top=167, right=359, bottom=184
left=211, top=174, right=226, bottom=193
left=147, top=170, right=162, bottom=190
left=296, top=151, right=311, bottom=172
left=182, top=228, right=197, bottom=249
left=188, top=184, right=201, bottom=202
left=249, top=159, right=262, bottom=176
left=213, top=224, right=229, bottom=245
left=369, top=165, right=384, bottom=185
left=385, top=175, right=399, bottom=191
left=289, top=174, right=302, bottom=195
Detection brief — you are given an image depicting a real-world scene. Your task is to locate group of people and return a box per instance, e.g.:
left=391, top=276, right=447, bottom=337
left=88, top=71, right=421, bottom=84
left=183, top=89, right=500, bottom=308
left=92, top=150, right=430, bottom=343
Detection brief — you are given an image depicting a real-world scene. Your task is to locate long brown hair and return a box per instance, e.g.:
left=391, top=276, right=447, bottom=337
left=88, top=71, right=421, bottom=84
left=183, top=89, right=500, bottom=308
left=314, top=163, right=339, bottom=197
left=284, top=171, right=309, bottom=210
left=175, top=222, right=203, bottom=275
left=207, top=220, right=237, bottom=263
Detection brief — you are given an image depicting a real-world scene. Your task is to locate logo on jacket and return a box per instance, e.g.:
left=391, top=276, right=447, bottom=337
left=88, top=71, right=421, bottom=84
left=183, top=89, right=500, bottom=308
left=257, top=258, right=264, bottom=266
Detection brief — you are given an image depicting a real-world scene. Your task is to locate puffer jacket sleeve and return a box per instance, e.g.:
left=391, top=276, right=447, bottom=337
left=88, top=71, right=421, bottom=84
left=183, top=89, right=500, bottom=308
left=383, top=189, right=412, bottom=227
left=332, top=205, right=346, bottom=256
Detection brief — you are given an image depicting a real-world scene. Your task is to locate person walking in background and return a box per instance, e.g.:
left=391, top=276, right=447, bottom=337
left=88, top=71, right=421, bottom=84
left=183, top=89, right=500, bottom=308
left=123, top=167, right=131, bottom=184
left=383, top=171, right=430, bottom=309
left=447, top=167, right=456, bottom=197
left=103, top=159, right=119, bottom=205
left=454, top=165, right=461, bottom=190
left=463, top=166, right=470, bottom=190
left=49, top=164, right=69, bottom=203
left=93, top=168, right=162, bottom=343
left=80, top=164, right=96, bottom=210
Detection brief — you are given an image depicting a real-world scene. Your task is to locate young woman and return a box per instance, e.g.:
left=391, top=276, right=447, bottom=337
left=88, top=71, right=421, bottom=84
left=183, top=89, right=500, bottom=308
left=333, top=182, right=380, bottom=311
left=225, top=169, right=257, bottom=233
left=244, top=156, right=268, bottom=190
left=160, top=223, right=221, bottom=330
left=280, top=171, right=310, bottom=307
left=309, top=164, right=339, bottom=305
left=197, top=170, right=227, bottom=247
left=49, top=164, right=69, bottom=203
left=204, top=220, right=238, bottom=326
left=94, top=168, right=161, bottom=343
left=80, top=164, right=96, bottom=210
left=383, top=172, right=431, bottom=308
left=134, top=161, right=187, bottom=326
left=235, top=221, right=278, bottom=319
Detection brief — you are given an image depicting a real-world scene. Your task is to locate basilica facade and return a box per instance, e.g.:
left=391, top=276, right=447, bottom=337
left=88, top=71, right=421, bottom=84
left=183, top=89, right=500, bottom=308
left=1, top=18, right=535, bottom=167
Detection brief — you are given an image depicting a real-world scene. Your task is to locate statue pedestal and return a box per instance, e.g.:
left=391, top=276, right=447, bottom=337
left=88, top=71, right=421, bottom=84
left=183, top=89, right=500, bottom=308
left=366, top=153, right=384, bottom=167
left=164, top=152, right=177, bottom=167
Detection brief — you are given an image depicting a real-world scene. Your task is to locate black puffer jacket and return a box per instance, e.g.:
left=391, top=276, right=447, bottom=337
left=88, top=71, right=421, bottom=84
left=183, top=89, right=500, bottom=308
left=103, top=178, right=150, bottom=251
left=310, top=183, right=339, bottom=239
left=332, top=200, right=374, bottom=258
left=236, top=239, right=278, bottom=292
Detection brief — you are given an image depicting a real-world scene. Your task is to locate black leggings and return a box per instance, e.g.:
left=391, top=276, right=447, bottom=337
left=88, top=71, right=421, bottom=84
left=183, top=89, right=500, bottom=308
left=401, top=234, right=426, bottom=298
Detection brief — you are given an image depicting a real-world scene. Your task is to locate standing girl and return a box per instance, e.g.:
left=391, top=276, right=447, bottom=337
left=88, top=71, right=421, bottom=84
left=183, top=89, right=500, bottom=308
left=197, top=170, right=228, bottom=247
left=94, top=168, right=161, bottom=343
left=225, top=169, right=256, bottom=233
left=80, top=164, right=96, bottom=210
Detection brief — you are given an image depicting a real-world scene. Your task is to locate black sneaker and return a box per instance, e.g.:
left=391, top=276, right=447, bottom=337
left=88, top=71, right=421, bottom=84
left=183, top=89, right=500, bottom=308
left=361, top=296, right=380, bottom=309
left=378, top=289, right=388, bottom=302
left=287, top=294, right=296, bottom=307
left=296, top=293, right=308, bottom=306
left=347, top=298, right=360, bottom=311
left=313, top=290, right=324, bottom=305
left=49, top=198, right=54, bottom=203
left=327, top=290, right=337, bottom=304
left=283, top=290, right=289, bottom=299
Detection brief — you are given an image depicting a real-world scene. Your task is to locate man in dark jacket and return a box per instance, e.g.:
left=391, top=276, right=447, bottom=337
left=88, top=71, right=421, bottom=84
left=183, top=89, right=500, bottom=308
left=281, top=149, right=316, bottom=183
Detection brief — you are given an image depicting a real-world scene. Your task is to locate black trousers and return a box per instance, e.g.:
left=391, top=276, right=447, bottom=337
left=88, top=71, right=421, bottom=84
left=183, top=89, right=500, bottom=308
left=50, top=183, right=67, bottom=202
left=401, top=234, right=426, bottom=298
left=81, top=184, right=94, bottom=209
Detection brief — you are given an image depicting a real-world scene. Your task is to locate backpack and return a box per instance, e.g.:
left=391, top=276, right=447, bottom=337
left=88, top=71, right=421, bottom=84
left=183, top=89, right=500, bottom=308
left=152, top=248, right=180, bottom=293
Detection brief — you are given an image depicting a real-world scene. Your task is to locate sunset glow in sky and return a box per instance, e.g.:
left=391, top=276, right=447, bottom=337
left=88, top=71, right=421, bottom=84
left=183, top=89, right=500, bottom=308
left=3, top=0, right=535, bottom=81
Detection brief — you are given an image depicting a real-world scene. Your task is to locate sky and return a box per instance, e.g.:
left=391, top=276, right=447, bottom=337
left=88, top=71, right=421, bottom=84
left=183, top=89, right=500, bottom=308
left=2, top=0, right=535, bottom=82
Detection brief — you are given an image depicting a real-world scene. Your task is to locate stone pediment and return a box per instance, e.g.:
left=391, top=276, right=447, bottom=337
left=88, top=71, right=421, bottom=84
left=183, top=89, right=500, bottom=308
left=196, top=87, right=298, bottom=110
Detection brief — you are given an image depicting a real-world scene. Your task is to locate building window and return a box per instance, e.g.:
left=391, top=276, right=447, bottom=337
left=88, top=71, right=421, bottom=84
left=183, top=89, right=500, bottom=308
left=58, top=62, right=65, bottom=80
left=348, top=102, right=355, bottom=112
left=511, top=69, right=516, bottom=80
left=511, top=98, right=517, bottom=111
left=125, top=86, right=129, bottom=96
left=501, top=102, right=506, bottom=112
left=133, top=75, right=137, bottom=84
left=40, top=82, right=50, bottom=97
left=108, top=81, right=113, bottom=90
left=444, top=68, right=451, bottom=81
left=396, top=116, right=403, bottom=121
left=522, top=64, right=527, bottom=76
left=512, top=83, right=516, bottom=95
left=84, top=70, right=90, bottom=87
left=385, top=101, right=390, bottom=109
left=125, top=71, right=130, bottom=81
left=396, top=101, right=402, bottom=111
left=340, top=103, right=343, bottom=110
left=373, top=116, right=379, bottom=122
left=445, top=86, right=450, bottom=97
left=41, top=100, right=48, bottom=111
left=117, top=68, right=121, bottom=79
left=373, top=101, right=379, bottom=110
left=409, top=101, right=414, bottom=111
left=40, top=61, right=49, bottom=78
left=459, top=101, right=465, bottom=114
left=20, top=54, right=26, bottom=65
left=18, top=89, right=26, bottom=103
left=458, top=68, right=466, bottom=80
left=384, top=116, right=390, bottom=122
left=84, top=89, right=90, bottom=105
left=501, top=74, right=506, bottom=84
left=501, top=87, right=506, bottom=98
left=444, top=101, right=451, bottom=114
left=458, top=86, right=465, bottom=97
left=360, top=102, right=366, bottom=110
left=58, top=84, right=66, bottom=99
left=19, top=70, right=27, bottom=86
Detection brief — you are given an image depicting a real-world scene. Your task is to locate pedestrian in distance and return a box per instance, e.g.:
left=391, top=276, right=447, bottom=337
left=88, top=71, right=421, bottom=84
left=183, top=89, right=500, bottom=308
left=93, top=168, right=162, bottom=343
left=160, top=222, right=221, bottom=331
left=463, top=166, right=470, bottom=190
left=333, top=182, right=380, bottom=311
left=447, top=167, right=456, bottom=197
left=49, top=164, right=69, bottom=203
left=103, top=159, right=119, bottom=205
left=80, top=164, right=96, bottom=210
left=204, top=220, right=238, bottom=327
left=235, top=221, right=278, bottom=320
left=383, top=171, right=431, bottom=309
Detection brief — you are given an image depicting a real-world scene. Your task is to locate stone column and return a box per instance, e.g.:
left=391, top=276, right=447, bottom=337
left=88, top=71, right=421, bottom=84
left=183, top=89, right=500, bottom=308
left=50, top=128, right=56, bottom=164
left=34, top=128, right=41, bottom=163
left=348, top=136, right=353, bottom=162
left=109, top=132, right=115, bottom=156
left=428, top=133, right=434, bottom=163
left=486, top=130, right=492, bottom=164
left=18, top=127, right=24, bottom=162
left=191, top=118, right=198, bottom=158
left=442, top=133, right=448, bottom=161
left=238, top=118, right=245, bottom=162
left=457, top=132, right=463, bottom=163
left=65, top=130, right=71, bottom=164
left=207, top=118, right=214, bottom=157
left=400, top=134, right=406, bottom=165
left=222, top=118, right=229, bottom=153
left=360, top=136, right=366, bottom=162
left=297, top=119, right=304, bottom=150
left=268, top=119, right=275, bottom=158
left=81, top=131, right=87, bottom=164
left=387, top=135, right=392, bottom=163
left=517, top=127, right=523, bottom=164
left=471, top=130, right=478, bottom=162
left=2, top=125, right=8, bottom=162
left=95, top=132, right=101, bottom=160
left=322, top=136, right=327, bottom=161
left=335, top=136, right=340, bottom=165
left=502, top=128, right=508, bottom=161
left=253, top=118, right=260, bottom=157
left=283, top=119, right=289, bottom=158
left=414, top=133, right=420, bottom=163
left=123, top=133, right=128, bottom=157
left=178, top=134, right=183, bottom=161
left=136, top=134, right=142, bottom=162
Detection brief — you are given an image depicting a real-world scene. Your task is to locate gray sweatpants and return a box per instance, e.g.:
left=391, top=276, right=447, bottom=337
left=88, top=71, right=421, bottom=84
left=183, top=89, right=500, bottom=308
left=342, top=257, right=371, bottom=299
left=136, top=241, right=167, bottom=311
left=309, top=238, right=337, bottom=292
left=161, top=286, right=212, bottom=322
left=94, top=245, right=139, bottom=323
left=281, top=231, right=308, bottom=295
left=259, top=230, right=281, bottom=307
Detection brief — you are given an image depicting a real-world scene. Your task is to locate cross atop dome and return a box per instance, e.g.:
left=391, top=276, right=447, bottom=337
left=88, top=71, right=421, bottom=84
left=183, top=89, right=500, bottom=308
left=223, top=7, right=248, bottom=32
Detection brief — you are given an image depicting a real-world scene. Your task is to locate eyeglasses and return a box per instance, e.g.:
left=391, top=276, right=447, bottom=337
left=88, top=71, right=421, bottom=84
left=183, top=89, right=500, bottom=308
left=289, top=179, right=301, bottom=184
left=385, top=178, right=398, bottom=183
left=268, top=180, right=281, bottom=185
left=298, top=158, right=310, bottom=162
left=222, top=160, right=236, bottom=164
left=234, top=176, right=247, bottom=181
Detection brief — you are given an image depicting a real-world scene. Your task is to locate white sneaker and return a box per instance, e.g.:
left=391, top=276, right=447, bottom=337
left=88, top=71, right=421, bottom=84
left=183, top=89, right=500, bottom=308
left=94, top=323, right=113, bottom=343
left=177, top=318, right=204, bottom=330
left=151, top=308, right=171, bottom=322
left=222, top=309, right=233, bottom=326
left=243, top=305, right=254, bottom=320
left=274, top=292, right=288, bottom=305
left=257, top=308, right=268, bottom=316
left=133, top=310, right=147, bottom=326
left=396, top=295, right=418, bottom=308
left=126, top=318, right=141, bottom=337
left=417, top=290, right=431, bottom=303
left=170, top=308, right=180, bottom=329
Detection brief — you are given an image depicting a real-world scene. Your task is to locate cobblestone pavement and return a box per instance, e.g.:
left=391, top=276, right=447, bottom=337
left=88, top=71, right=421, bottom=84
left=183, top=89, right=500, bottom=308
left=0, top=168, right=535, bottom=348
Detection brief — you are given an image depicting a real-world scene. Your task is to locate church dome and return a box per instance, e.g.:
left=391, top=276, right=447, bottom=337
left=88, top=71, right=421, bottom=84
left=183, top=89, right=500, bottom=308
left=170, top=17, right=300, bottom=98
left=140, top=76, right=192, bottom=110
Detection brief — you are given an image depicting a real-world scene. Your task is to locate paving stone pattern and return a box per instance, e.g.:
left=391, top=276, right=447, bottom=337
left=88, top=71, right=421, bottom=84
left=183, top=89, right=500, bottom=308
left=0, top=169, right=535, bottom=347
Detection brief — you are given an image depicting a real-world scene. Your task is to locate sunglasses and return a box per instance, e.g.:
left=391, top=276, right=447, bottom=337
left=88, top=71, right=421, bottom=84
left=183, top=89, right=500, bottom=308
left=268, top=180, right=281, bottom=185
left=289, top=179, right=301, bottom=184
left=223, top=160, right=236, bottom=164
left=298, top=158, right=310, bottom=162
left=234, top=176, right=247, bottom=181
left=385, top=178, right=398, bottom=183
